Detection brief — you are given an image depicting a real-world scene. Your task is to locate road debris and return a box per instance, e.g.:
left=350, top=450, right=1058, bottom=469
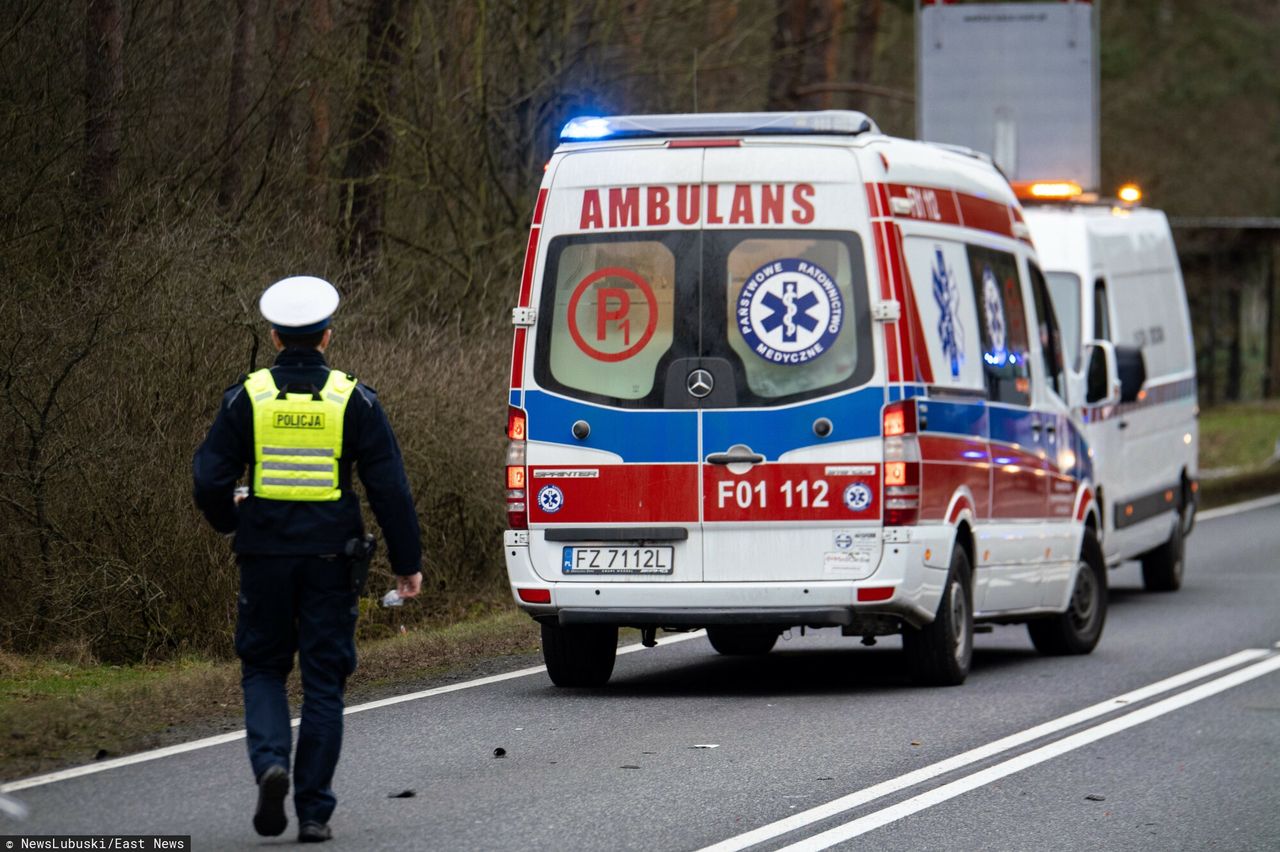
left=389, top=790, right=416, bottom=799
left=1085, top=794, right=1106, bottom=802
left=493, top=747, right=507, bottom=758
left=691, top=744, right=720, bottom=749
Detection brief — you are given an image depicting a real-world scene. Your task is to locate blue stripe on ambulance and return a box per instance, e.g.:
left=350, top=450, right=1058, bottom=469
left=701, top=388, right=883, bottom=461
left=988, top=404, right=1039, bottom=451
left=523, top=390, right=698, bottom=463
left=917, top=397, right=988, bottom=438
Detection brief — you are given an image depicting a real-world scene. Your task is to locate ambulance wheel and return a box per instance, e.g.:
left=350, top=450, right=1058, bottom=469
left=706, top=626, right=778, bottom=656
left=902, top=548, right=972, bottom=686
left=1141, top=511, right=1185, bottom=592
left=1028, top=529, right=1107, bottom=655
left=541, top=623, right=617, bottom=687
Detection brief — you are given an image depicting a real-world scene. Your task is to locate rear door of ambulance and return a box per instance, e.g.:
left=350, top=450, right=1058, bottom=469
left=697, top=145, right=882, bottom=584
left=518, top=142, right=883, bottom=591
left=520, top=144, right=705, bottom=587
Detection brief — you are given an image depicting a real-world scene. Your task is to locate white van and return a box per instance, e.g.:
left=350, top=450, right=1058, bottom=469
left=503, top=112, right=1108, bottom=688
left=1024, top=203, right=1197, bottom=592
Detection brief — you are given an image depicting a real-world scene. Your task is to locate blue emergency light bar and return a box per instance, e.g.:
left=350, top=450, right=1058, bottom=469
left=560, top=111, right=880, bottom=143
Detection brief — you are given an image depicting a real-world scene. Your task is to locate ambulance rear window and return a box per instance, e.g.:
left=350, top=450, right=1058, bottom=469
left=532, top=229, right=872, bottom=409
left=721, top=236, right=860, bottom=399
left=540, top=235, right=679, bottom=402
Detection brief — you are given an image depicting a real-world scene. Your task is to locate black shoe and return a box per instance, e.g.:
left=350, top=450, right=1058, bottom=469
left=252, top=764, right=290, bottom=837
left=298, top=821, right=333, bottom=843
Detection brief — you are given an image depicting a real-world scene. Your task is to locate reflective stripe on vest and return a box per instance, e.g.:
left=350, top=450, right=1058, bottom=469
left=245, top=368, right=357, bottom=502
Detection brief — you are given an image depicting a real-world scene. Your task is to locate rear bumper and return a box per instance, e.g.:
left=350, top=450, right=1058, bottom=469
left=503, top=527, right=955, bottom=629
left=557, top=606, right=856, bottom=628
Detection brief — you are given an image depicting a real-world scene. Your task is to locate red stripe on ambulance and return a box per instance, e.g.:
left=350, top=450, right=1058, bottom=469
left=512, top=189, right=548, bottom=387
left=704, top=463, right=880, bottom=523
left=528, top=464, right=698, bottom=524
left=955, top=193, right=1014, bottom=239
left=867, top=185, right=902, bottom=383
left=509, top=327, right=527, bottom=389
left=918, top=435, right=990, bottom=522
left=886, top=215, right=935, bottom=383
left=868, top=183, right=933, bottom=384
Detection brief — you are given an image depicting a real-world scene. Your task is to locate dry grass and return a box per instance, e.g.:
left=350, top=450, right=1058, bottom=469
left=0, top=607, right=542, bottom=782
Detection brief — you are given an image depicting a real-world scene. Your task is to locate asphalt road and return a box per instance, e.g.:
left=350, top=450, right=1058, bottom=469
left=5, top=499, right=1280, bottom=851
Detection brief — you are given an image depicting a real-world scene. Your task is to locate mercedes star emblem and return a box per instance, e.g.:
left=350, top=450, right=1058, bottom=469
left=686, top=369, right=714, bottom=398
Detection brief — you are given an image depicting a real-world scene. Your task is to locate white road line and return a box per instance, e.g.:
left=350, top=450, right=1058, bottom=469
left=1197, top=492, right=1280, bottom=522
left=779, top=653, right=1280, bottom=851
left=696, top=648, right=1270, bottom=852
left=0, top=630, right=706, bottom=794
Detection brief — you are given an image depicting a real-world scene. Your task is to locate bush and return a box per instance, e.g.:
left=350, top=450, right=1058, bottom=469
left=0, top=200, right=512, bottom=662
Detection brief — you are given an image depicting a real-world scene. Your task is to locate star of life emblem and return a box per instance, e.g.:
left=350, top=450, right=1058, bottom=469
left=736, top=258, right=844, bottom=365
left=981, top=265, right=1008, bottom=366
left=843, top=482, right=872, bottom=512
left=931, top=247, right=965, bottom=378
left=537, top=484, right=564, bottom=514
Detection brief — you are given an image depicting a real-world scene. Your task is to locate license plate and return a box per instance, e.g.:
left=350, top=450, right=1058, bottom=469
left=562, top=546, right=674, bottom=575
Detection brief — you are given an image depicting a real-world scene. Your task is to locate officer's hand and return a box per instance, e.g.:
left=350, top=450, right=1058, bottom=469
left=397, top=572, right=423, bottom=599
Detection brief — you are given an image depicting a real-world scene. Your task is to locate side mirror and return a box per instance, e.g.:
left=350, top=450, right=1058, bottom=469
left=1082, top=340, right=1120, bottom=406
left=1114, top=344, right=1147, bottom=403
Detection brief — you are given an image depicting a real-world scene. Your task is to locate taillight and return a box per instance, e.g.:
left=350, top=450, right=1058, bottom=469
left=883, top=400, right=920, bottom=526
left=506, top=406, right=528, bottom=529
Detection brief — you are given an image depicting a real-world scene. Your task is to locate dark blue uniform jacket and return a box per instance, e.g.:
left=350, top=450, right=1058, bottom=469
left=193, top=347, right=422, bottom=575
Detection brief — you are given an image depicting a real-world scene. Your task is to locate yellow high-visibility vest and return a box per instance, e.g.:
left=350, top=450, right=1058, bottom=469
left=244, top=368, right=357, bottom=502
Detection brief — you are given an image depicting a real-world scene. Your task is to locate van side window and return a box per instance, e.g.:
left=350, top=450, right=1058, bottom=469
left=1044, top=271, right=1081, bottom=370
left=967, top=246, right=1032, bottom=406
left=1028, top=262, right=1067, bottom=399
left=1092, top=278, right=1111, bottom=341
left=537, top=234, right=680, bottom=403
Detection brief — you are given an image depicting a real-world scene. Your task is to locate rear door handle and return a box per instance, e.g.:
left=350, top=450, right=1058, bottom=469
left=707, top=452, right=765, bottom=465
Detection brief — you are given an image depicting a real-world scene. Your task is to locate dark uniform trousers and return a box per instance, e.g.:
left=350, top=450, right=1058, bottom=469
left=235, top=554, right=358, bottom=825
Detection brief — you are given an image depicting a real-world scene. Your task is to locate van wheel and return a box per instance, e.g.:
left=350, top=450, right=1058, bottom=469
left=1028, top=529, right=1107, bottom=655
left=1141, top=512, right=1185, bottom=592
left=902, top=547, right=973, bottom=686
left=706, top=627, right=779, bottom=656
left=541, top=622, right=617, bottom=687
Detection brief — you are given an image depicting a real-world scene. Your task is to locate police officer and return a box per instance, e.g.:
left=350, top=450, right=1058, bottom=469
left=193, top=276, right=422, bottom=843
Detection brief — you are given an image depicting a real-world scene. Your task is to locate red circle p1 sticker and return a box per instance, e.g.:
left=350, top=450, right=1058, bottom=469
left=566, top=267, right=659, bottom=362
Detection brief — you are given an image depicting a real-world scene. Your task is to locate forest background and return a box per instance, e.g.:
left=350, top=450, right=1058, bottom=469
left=2, top=0, right=1277, bottom=664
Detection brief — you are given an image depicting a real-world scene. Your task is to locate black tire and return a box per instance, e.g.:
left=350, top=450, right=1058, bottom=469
left=1028, top=529, right=1107, bottom=655
left=1141, top=512, right=1185, bottom=592
left=706, top=626, right=779, bottom=656
left=541, top=622, right=617, bottom=687
left=903, top=546, right=973, bottom=686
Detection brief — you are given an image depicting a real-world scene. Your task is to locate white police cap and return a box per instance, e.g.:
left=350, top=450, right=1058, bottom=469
left=259, top=276, right=340, bottom=334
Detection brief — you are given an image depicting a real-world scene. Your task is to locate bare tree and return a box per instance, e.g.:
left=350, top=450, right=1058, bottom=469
left=306, top=0, right=333, bottom=206
left=848, top=0, right=882, bottom=112
left=217, top=0, right=260, bottom=211
left=83, top=0, right=124, bottom=213
left=766, top=0, right=843, bottom=110
left=337, top=0, right=416, bottom=275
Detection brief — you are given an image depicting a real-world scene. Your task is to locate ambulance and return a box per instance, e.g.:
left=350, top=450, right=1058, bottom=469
left=1023, top=192, right=1197, bottom=592
left=502, top=112, right=1108, bottom=688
